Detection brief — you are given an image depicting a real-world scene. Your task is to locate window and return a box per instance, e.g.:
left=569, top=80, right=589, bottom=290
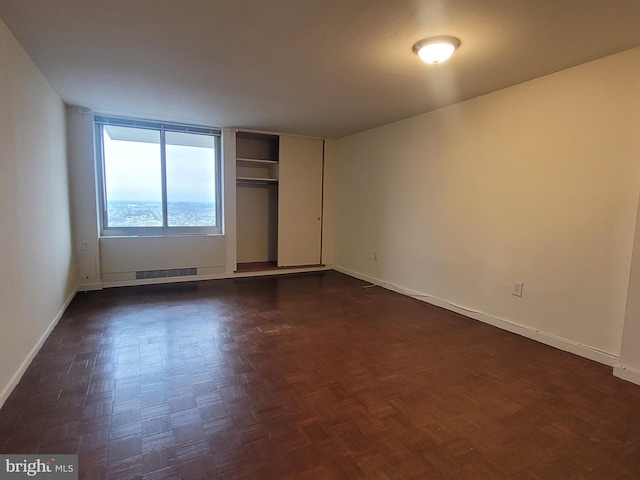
left=95, top=116, right=222, bottom=236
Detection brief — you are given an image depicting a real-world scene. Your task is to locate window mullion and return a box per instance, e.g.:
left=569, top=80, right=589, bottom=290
left=160, top=127, right=169, bottom=230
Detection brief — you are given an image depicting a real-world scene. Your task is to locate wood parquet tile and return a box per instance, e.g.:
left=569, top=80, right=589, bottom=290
left=1, top=271, right=640, bottom=479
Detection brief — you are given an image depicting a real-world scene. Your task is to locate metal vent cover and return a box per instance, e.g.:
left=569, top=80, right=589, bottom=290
left=135, top=267, right=197, bottom=280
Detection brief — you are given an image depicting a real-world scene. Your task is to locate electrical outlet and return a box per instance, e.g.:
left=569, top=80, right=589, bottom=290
left=82, top=240, right=90, bottom=250
left=512, top=282, right=523, bottom=297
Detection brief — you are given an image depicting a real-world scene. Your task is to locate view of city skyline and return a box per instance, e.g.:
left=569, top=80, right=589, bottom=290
left=107, top=200, right=216, bottom=228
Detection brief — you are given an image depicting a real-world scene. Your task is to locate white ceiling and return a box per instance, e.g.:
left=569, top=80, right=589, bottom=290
left=1, top=0, right=639, bottom=138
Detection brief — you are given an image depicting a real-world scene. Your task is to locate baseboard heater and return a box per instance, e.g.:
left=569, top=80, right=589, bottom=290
left=135, top=267, right=198, bottom=280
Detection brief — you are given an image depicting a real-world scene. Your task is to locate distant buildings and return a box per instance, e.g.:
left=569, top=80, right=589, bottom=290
left=107, top=201, right=215, bottom=227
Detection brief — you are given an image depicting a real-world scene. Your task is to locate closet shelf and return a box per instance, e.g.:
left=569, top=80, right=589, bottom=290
left=236, top=158, right=278, bottom=164
left=236, top=177, right=278, bottom=185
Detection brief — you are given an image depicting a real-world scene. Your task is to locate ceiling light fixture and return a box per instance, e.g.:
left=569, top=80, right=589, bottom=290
left=413, top=36, right=461, bottom=64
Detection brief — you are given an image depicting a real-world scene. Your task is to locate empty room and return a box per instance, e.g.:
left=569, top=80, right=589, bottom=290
left=1, top=0, right=640, bottom=478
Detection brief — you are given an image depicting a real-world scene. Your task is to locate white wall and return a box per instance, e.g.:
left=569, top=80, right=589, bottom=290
left=335, top=47, right=640, bottom=365
left=100, top=235, right=226, bottom=284
left=222, top=128, right=238, bottom=274
left=0, top=19, right=75, bottom=406
left=321, top=138, right=337, bottom=267
left=67, top=106, right=102, bottom=290
left=617, top=194, right=640, bottom=383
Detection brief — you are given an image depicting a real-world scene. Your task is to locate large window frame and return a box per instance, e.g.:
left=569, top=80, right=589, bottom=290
left=95, top=116, right=222, bottom=237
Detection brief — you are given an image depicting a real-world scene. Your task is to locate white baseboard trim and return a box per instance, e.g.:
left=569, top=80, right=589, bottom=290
left=334, top=266, right=617, bottom=368
left=76, top=282, right=103, bottom=292
left=101, top=265, right=333, bottom=289
left=613, top=364, right=640, bottom=385
left=0, top=289, right=77, bottom=409
left=232, top=265, right=333, bottom=279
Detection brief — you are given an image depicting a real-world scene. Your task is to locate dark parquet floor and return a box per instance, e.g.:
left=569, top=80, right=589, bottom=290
left=1, top=271, right=639, bottom=479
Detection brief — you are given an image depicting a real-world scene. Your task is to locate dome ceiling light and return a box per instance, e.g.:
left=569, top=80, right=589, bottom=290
left=413, top=36, right=461, bottom=64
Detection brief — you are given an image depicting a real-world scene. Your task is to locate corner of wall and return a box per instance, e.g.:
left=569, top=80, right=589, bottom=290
left=0, top=290, right=76, bottom=409
left=613, top=363, right=640, bottom=386
left=66, top=105, right=102, bottom=291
